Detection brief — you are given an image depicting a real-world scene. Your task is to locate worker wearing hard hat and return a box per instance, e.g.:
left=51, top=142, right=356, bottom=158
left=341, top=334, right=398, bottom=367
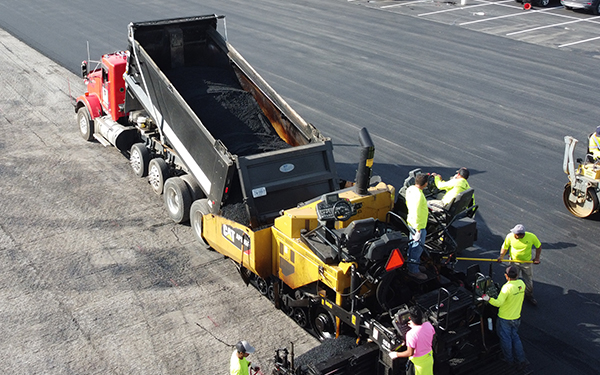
left=428, top=167, right=472, bottom=211
left=588, top=126, right=600, bottom=160
left=231, top=340, right=258, bottom=375
left=497, top=224, right=542, bottom=306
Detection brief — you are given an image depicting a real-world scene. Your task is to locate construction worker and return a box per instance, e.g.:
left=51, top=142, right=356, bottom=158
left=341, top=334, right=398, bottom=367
left=231, top=340, right=258, bottom=375
left=429, top=167, right=472, bottom=210
left=405, top=173, right=429, bottom=280
left=588, top=126, right=600, bottom=160
left=497, top=224, right=541, bottom=306
left=388, top=305, right=435, bottom=375
left=482, top=266, right=528, bottom=370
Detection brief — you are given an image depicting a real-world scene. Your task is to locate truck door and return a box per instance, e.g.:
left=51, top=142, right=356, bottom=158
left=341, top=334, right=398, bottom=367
left=101, top=66, right=110, bottom=113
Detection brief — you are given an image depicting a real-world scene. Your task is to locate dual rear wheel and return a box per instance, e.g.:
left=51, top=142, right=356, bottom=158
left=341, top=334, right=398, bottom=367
left=148, top=158, right=170, bottom=195
left=130, top=143, right=150, bottom=177
left=163, top=176, right=207, bottom=224
left=126, top=143, right=207, bottom=226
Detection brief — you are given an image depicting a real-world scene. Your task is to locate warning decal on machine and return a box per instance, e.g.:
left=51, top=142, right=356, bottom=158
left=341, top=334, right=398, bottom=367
left=222, top=224, right=251, bottom=254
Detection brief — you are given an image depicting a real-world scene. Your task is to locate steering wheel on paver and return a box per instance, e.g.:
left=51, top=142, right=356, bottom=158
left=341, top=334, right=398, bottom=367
left=333, top=200, right=353, bottom=221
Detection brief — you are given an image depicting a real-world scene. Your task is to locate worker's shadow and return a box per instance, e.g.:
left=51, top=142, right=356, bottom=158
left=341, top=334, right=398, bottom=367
left=518, top=282, right=600, bottom=374
left=542, top=241, right=577, bottom=250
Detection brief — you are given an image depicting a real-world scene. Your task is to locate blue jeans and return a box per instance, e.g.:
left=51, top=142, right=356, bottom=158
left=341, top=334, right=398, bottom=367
left=407, top=228, right=426, bottom=273
left=496, top=317, right=526, bottom=364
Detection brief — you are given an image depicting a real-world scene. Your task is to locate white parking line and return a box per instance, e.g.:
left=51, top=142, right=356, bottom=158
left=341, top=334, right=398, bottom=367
left=382, top=0, right=428, bottom=8
left=378, top=0, right=600, bottom=49
left=417, top=0, right=513, bottom=17
left=459, top=7, right=561, bottom=25
left=559, top=35, right=600, bottom=47
left=506, top=19, right=584, bottom=35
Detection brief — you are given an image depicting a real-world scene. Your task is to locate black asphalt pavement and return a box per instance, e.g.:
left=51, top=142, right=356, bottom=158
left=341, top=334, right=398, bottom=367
left=0, top=0, right=598, bottom=373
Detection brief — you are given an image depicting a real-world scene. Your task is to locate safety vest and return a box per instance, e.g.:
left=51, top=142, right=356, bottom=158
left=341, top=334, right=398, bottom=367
left=406, top=185, right=428, bottom=230
left=434, top=175, right=471, bottom=205
left=490, top=279, right=526, bottom=320
left=502, top=232, right=541, bottom=262
left=231, top=350, right=250, bottom=375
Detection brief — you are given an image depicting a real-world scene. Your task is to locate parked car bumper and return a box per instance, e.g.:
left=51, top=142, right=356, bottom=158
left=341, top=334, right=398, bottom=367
left=561, top=0, right=593, bottom=8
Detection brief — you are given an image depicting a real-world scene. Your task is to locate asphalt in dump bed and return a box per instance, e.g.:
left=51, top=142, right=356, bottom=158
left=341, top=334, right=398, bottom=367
left=166, top=65, right=290, bottom=156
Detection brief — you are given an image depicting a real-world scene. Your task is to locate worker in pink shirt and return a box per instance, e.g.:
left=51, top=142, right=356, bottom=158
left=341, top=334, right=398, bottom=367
left=389, top=306, right=436, bottom=375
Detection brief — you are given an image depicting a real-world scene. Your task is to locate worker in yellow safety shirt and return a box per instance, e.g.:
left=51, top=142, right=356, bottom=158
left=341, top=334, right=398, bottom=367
left=429, top=167, right=472, bottom=211
left=497, top=224, right=541, bottom=306
left=482, top=266, right=529, bottom=371
left=231, top=340, right=259, bottom=375
left=405, top=173, right=429, bottom=280
left=588, top=126, right=600, bottom=160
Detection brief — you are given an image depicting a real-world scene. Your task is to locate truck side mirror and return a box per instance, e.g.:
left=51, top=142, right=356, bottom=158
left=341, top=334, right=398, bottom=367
left=80, top=61, right=88, bottom=79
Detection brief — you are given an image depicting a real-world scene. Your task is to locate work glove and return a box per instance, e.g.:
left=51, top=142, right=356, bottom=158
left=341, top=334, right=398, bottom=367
left=388, top=351, right=398, bottom=360
left=413, top=230, right=421, bottom=242
left=481, top=294, right=490, bottom=302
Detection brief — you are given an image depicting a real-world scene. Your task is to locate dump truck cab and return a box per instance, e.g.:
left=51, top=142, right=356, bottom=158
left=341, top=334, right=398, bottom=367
left=80, top=52, right=127, bottom=122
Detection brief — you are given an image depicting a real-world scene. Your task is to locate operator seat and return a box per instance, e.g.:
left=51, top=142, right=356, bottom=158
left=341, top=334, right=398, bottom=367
left=425, top=188, right=478, bottom=255
left=341, top=218, right=376, bottom=256
left=445, top=188, right=475, bottom=220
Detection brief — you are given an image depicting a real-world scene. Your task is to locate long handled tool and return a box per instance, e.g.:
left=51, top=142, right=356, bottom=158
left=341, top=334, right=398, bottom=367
left=443, top=256, right=534, bottom=263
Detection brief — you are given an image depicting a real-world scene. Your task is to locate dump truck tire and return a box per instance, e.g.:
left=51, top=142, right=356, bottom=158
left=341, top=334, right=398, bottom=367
left=164, top=177, right=192, bottom=223
left=130, top=143, right=150, bottom=178
left=148, top=158, right=170, bottom=195
left=77, top=106, right=94, bottom=141
left=181, top=174, right=205, bottom=201
left=190, top=199, right=211, bottom=246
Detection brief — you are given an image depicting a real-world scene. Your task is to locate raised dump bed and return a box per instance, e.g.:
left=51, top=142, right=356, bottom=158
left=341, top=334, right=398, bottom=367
left=125, top=15, right=338, bottom=226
